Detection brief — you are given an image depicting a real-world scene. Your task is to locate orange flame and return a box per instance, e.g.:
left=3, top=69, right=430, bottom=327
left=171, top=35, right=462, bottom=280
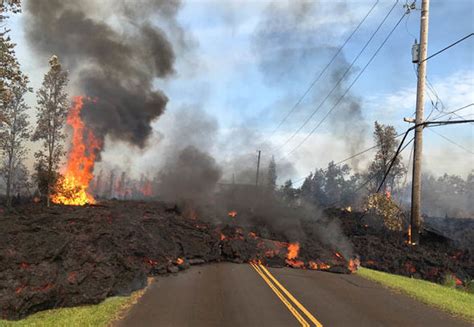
left=308, top=261, right=318, bottom=270
left=287, top=242, right=300, bottom=260
left=348, top=258, right=360, bottom=273
left=52, top=96, right=101, bottom=206
left=141, top=180, right=153, bottom=197
left=228, top=210, right=237, bottom=218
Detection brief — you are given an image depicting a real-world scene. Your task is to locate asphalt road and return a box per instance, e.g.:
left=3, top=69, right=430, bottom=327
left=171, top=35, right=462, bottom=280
left=117, top=263, right=470, bottom=327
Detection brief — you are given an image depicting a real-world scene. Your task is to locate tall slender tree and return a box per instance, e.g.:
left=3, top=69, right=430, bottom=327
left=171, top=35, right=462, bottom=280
left=0, top=0, right=31, bottom=207
left=0, top=72, right=31, bottom=207
left=1, top=0, right=22, bottom=125
left=32, top=55, right=69, bottom=206
left=367, top=121, right=406, bottom=192
left=266, top=156, right=277, bottom=192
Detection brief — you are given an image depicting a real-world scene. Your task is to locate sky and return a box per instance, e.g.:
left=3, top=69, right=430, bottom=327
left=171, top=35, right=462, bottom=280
left=6, top=0, right=474, bottom=184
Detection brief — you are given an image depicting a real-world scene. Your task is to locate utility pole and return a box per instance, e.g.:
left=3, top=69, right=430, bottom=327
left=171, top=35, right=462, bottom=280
left=255, top=150, right=261, bottom=187
left=410, top=0, right=430, bottom=245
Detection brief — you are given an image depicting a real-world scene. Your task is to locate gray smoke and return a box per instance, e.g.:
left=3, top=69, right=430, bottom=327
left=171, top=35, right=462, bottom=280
left=24, top=0, right=180, bottom=148
left=159, top=145, right=222, bottom=204
left=253, top=0, right=367, bottom=170
left=153, top=106, right=222, bottom=206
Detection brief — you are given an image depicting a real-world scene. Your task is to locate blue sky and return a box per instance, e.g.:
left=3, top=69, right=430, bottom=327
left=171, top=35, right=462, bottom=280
left=7, top=0, right=474, bottom=182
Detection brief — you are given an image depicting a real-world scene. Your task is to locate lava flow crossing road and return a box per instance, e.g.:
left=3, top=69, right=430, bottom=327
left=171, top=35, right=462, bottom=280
left=117, top=263, right=470, bottom=327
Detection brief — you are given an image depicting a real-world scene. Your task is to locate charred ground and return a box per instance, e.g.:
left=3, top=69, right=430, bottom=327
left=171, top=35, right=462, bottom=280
left=0, top=200, right=472, bottom=320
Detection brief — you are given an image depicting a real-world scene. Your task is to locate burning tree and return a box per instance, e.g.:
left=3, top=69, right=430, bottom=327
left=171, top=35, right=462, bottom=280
left=50, top=96, right=101, bottom=206
left=31, top=55, right=69, bottom=206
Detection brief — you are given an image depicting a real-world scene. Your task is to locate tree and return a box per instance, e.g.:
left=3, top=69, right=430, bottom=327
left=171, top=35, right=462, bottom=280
left=1, top=0, right=22, bottom=124
left=266, top=156, right=277, bottom=192
left=325, top=161, right=351, bottom=206
left=280, top=179, right=298, bottom=205
left=0, top=0, right=31, bottom=207
left=367, top=122, right=406, bottom=192
left=31, top=55, right=69, bottom=206
left=0, top=72, right=31, bottom=207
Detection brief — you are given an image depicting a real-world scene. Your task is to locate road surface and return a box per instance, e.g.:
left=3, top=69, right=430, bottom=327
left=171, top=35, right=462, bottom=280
left=117, top=263, right=470, bottom=327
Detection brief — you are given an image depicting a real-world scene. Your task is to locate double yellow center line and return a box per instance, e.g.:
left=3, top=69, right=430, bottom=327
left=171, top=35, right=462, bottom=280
left=250, top=262, right=323, bottom=327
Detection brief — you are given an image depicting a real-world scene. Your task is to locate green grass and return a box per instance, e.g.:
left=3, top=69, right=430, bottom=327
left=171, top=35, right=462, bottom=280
left=357, top=267, right=474, bottom=322
left=0, top=290, right=143, bottom=327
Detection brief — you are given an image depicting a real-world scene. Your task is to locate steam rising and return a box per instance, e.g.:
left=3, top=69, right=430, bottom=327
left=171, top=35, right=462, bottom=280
left=24, top=0, right=179, bottom=148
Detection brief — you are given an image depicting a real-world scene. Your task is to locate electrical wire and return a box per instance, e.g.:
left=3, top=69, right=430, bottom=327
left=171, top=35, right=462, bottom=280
left=266, top=0, right=380, bottom=140
left=427, top=128, right=474, bottom=155
left=270, top=1, right=401, bottom=154
left=281, top=9, right=407, bottom=160
left=422, top=32, right=474, bottom=63
left=432, top=103, right=474, bottom=121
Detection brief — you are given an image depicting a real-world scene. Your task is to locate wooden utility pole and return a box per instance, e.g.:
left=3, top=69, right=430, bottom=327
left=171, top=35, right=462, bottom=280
left=410, top=0, right=430, bottom=245
left=255, top=150, right=262, bottom=187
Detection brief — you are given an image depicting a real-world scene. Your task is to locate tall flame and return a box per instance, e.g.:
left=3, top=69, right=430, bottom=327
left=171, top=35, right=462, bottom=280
left=51, top=96, right=101, bottom=206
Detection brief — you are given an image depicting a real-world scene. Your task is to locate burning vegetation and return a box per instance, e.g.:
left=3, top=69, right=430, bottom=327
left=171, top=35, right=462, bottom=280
left=52, top=96, right=100, bottom=206
left=1, top=0, right=473, bottom=323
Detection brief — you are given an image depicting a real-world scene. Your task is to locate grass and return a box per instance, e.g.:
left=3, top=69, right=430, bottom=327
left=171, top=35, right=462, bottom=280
left=0, top=288, right=145, bottom=327
left=357, top=267, right=474, bottom=322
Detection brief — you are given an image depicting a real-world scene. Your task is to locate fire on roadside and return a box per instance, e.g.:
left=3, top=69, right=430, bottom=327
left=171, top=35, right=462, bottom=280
left=228, top=210, right=237, bottom=218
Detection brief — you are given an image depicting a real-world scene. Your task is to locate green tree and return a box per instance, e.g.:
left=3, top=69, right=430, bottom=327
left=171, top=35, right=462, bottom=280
left=1, top=0, right=22, bottom=125
left=31, top=55, right=69, bottom=206
left=367, top=121, right=406, bottom=192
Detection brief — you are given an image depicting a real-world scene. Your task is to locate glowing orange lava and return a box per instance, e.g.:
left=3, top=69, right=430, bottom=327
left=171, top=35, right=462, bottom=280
left=52, top=96, right=101, bottom=206
left=287, top=242, right=300, bottom=260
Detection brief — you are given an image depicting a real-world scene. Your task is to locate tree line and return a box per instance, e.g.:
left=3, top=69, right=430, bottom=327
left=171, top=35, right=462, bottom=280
left=1, top=1, right=69, bottom=208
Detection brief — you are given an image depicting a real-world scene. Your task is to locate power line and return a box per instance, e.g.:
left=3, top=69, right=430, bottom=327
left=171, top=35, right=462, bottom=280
left=421, top=32, right=474, bottom=63
left=283, top=119, right=474, bottom=188
left=281, top=132, right=406, bottom=186
left=267, top=0, right=380, bottom=139
left=271, top=1, right=401, bottom=154
left=432, top=103, right=474, bottom=120
left=376, top=132, right=414, bottom=192
left=282, top=10, right=407, bottom=159
left=427, top=128, right=474, bottom=155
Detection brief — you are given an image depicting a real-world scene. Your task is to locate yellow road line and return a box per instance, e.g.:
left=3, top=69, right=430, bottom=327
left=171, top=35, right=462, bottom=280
left=258, top=264, right=324, bottom=327
left=250, top=263, right=310, bottom=327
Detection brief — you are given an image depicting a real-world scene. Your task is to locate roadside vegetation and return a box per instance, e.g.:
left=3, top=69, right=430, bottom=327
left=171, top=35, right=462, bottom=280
left=0, top=290, right=143, bottom=327
left=357, top=267, right=474, bottom=322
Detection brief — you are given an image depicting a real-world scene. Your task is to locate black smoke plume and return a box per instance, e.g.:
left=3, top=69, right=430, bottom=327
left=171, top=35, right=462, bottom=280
left=24, top=0, right=180, bottom=148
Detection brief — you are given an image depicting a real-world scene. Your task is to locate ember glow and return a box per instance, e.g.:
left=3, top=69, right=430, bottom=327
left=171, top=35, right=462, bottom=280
left=285, top=242, right=305, bottom=268
left=287, top=242, right=300, bottom=260
left=52, top=96, right=101, bottom=206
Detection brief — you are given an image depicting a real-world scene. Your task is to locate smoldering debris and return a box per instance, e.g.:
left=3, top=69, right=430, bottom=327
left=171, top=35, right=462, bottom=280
left=0, top=201, right=354, bottom=320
